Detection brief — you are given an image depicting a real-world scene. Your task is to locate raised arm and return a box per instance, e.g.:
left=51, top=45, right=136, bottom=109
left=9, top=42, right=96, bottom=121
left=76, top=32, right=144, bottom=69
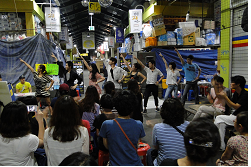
left=35, top=109, right=45, bottom=148
left=80, top=56, right=91, bottom=71
left=133, top=55, right=145, bottom=69
left=51, top=53, right=58, bottom=62
left=120, top=54, right=132, bottom=71
left=159, top=52, right=168, bottom=69
left=20, top=58, right=34, bottom=72
left=174, top=47, right=185, bottom=65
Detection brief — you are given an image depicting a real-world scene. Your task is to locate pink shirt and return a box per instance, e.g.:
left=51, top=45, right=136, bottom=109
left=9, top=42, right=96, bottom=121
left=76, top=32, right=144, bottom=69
left=210, top=88, right=225, bottom=111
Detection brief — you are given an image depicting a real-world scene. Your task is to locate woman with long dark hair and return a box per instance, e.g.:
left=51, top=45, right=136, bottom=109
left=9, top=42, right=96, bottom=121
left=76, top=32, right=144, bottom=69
left=127, top=79, right=143, bottom=123
left=44, top=95, right=89, bottom=166
left=80, top=56, right=105, bottom=94
left=80, top=85, right=100, bottom=132
left=0, top=101, right=45, bottom=166
left=20, top=58, right=54, bottom=115
left=104, top=81, right=116, bottom=96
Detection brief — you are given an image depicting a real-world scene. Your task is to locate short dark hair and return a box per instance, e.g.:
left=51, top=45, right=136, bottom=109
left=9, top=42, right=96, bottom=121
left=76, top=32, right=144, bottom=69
left=100, top=94, right=114, bottom=110
left=66, top=61, right=73, bottom=69
left=160, top=98, right=184, bottom=126
left=187, top=55, right=194, bottom=60
left=110, top=57, right=117, bottom=64
left=184, top=118, right=220, bottom=163
left=169, top=62, right=176, bottom=70
left=50, top=95, right=81, bottom=142
left=127, top=79, right=140, bottom=94
left=59, top=152, right=98, bottom=166
left=231, top=75, right=246, bottom=89
left=113, top=90, right=137, bottom=116
left=0, top=101, right=30, bottom=138
left=236, top=111, right=248, bottom=133
left=148, top=59, right=155, bottom=66
left=214, top=76, right=224, bottom=84
left=134, top=63, right=142, bottom=71
left=104, top=81, right=115, bottom=96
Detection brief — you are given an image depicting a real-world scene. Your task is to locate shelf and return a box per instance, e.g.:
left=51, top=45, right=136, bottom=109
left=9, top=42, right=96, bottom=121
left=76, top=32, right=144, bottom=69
left=141, top=45, right=220, bottom=51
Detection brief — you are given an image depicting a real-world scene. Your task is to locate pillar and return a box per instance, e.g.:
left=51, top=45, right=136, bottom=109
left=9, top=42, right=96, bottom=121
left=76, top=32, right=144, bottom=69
left=25, top=12, right=35, bottom=37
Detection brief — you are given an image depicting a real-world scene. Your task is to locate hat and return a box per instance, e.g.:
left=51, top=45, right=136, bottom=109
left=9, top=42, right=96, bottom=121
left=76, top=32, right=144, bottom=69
left=59, top=83, right=69, bottom=92
left=19, top=75, right=25, bottom=79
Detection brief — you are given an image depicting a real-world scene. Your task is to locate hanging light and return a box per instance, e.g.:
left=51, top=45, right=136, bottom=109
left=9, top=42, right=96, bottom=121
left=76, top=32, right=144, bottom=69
left=81, top=0, right=89, bottom=7
left=186, top=1, right=191, bottom=22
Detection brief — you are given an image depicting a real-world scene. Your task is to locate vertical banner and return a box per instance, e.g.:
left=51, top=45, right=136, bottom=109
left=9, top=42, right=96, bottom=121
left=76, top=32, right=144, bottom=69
left=129, top=9, right=142, bottom=33
left=82, top=32, right=95, bottom=49
left=45, top=7, right=61, bottom=32
left=103, top=42, right=109, bottom=51
left=72, top=60, right=84, bottom=94
left=115, top=27, right=124, bottom=43
left=108, top=37, right=115, bottom=48
left=59, top=27, right=69, bottom=42
left=66, top=36, right=73, bottom=49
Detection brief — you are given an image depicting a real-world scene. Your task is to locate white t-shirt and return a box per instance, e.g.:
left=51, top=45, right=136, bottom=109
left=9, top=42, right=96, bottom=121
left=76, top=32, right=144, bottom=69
left=0, top=134, right=39, bottom=166
left=166, top=68, right=180, bottom=85
left=44, top=126, right=89, bottom=166
left=144, top=67, right=163, bottom=84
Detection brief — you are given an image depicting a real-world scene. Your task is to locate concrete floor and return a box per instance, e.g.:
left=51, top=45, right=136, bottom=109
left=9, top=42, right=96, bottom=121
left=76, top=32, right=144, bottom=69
left=81, top=69, right=222, bottom=166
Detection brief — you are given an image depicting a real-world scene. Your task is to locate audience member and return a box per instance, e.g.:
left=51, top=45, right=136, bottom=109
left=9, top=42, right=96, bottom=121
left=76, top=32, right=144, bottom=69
left=216, top=111, right=248, bottom=166
left=214, top=75, right=248, bottom=150
left=127, top=79, right=143, bottom=123
left=80, top=85, right=100, bottom=132
left=51, top=83, right=69, bottom=109
left=44, top=95, right=89, bottom=166
left=59, top=152, right=98, bottom=166
left=93, top=94, right=117, bottom=152
left=147, top=98, right=189, bottom=166
left=104, top=81, right=116, bottom=96
left=0, top=101, right=44, bottom=166
left=99, top=90, right=145, bottom=166
left=192, top=76, right=226, bottom=120
left=160, top=117, right=220, bottom=166
left=16, top=75, right=32, bottom=93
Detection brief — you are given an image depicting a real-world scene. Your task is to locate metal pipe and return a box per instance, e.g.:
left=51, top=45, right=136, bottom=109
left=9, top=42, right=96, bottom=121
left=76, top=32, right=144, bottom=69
left=229, top=2, right=233, bottom=88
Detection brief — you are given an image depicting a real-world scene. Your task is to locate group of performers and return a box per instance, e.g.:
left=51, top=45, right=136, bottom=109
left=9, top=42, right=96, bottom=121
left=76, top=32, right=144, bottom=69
left=17, top=48, right=202, bottom=114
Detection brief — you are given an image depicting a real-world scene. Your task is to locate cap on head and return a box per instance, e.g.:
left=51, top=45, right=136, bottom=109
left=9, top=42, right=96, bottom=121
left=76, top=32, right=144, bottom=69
left=59, top=83, right=70, bottom=92
left=19, top=75, right=25, bottom=80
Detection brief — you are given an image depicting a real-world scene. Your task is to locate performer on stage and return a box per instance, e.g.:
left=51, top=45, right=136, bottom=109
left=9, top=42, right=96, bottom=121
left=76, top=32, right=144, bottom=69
left=159, top=52, right=182, bottom=99
left=134, top=56, right=164, bottom=113
left=174, top=47, right=201, bottom=105
left=120, top=54, right=146, bottom=86
left=80, top=55, right=105, bottom=95
left=20, top=58, right=54, bottom=115
left=51, top=53, right=82, bottom=101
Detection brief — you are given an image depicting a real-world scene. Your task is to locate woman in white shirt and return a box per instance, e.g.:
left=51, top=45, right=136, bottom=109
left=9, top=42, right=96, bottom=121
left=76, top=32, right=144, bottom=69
left=44, top=95, right=89, bottom=166
left=159, top=52, right=182, bottom=100
left=0, top=101, right=44, bottom=166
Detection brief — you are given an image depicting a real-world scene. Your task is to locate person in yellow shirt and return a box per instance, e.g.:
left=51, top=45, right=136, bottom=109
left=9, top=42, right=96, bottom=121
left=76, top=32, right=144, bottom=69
left=16, top=75, right=32, bottom=93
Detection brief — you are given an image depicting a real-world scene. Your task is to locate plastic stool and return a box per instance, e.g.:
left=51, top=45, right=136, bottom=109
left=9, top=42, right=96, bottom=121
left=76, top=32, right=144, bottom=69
left=188, top=90, right=195, bottom=101
left=98, top=150, right=109, bottom=166
left=76, top=90, right=80, bottom=97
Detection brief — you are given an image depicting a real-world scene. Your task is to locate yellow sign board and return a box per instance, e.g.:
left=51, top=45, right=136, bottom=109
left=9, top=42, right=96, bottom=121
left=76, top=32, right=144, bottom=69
left=35, top=64, right=59, bottom=75
left=88, top=2, right=101, bottom=14
left=80, top=53, right=88, bottom=57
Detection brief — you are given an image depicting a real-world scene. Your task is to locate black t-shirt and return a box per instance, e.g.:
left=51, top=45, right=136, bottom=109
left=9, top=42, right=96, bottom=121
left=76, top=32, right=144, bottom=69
left=232, top=89, right=248, bottom=115
left=160, top=158, right=178, bottom=166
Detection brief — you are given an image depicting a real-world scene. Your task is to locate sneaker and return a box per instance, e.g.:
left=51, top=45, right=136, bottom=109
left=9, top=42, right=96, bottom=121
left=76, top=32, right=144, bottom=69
left=156, top=107, right=160, bottom=112
left=143, top=109, right=147, bottom=114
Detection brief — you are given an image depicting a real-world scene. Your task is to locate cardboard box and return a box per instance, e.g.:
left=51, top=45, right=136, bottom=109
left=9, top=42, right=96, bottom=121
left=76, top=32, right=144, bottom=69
left=183, top=32, right=195, bottom=45
left=195, top=27, right=200, bottom=38
left=203, top=20, right=215, bottom=29
left=149, top=15, right=164, bottom=27
left=158, top=41, right=167, bottom=46
left=152, top=25, right=166, bottom=37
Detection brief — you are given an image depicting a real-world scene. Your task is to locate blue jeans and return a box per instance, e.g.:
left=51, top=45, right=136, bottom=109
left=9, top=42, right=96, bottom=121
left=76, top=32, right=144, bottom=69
left=164, top=84, right=178, bottom=100
left=181, top=81, right=199, bottom=105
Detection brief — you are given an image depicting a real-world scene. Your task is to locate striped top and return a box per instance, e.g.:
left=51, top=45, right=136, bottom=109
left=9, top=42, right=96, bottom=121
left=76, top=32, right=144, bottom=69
left=82, top=103, right=100, bottom=131
left=152, top=122, right=189, bottom=166
left=33, top=71, right=52, bottom=97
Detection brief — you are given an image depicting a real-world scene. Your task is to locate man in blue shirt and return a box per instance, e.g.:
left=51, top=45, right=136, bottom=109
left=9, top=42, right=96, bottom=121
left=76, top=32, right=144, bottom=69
left=175, top=47, right=201, bottom=105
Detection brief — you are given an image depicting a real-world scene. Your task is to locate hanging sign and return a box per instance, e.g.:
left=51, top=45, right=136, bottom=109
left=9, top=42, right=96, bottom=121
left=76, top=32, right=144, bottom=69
left=72, top=60, right=84, bottom=94
left=115, top=27, right=124, bottom=43
left=103, top=42, right=109, bottom=51
left=66, top=36, right=73, bottom=49
left=80, top=53, right=88, bottom=56
left=88, top=2, right=101, bottom=14
left=82, top=32, right=95, bottom=49
left=45, top=7, right=61, bottom=32
left=59, top=27, right=69, bottom=42
left=108, top=37, right=114, bottom=48
left=129, top=9, right=142, bottom=33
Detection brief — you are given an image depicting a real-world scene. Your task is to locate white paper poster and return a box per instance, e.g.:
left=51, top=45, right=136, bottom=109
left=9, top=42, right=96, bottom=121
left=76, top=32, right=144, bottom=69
left=103, top=42, right=109, bottom=51
left=82, top=32, right=95, bottom=49
left=129, top=9, right=142, bottom=33
left=45, top=7, right=61, bottom=32
left=108, top=37, right=115, bottom=48
left=59, top=27, right=69, bottom=42
left=66, top=36, right=73, bottom=49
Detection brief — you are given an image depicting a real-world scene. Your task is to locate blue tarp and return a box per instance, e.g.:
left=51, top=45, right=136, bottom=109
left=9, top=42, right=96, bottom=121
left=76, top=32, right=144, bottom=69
left=152, top=48, right=218, bottom=80
left=0, top=34, right=65, bottom=86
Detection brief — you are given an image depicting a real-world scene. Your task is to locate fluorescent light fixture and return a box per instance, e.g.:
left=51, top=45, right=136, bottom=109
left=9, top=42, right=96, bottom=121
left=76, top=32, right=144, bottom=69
left=89, top=13, right=94, bottom=15
left=113, top=27, right=116, bottom=30
left=74, top=44, right=77, bottom=47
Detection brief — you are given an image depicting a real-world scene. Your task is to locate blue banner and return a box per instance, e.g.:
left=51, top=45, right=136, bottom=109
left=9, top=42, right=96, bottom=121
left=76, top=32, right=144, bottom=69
left=116, top=27, right=124, bottom=43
